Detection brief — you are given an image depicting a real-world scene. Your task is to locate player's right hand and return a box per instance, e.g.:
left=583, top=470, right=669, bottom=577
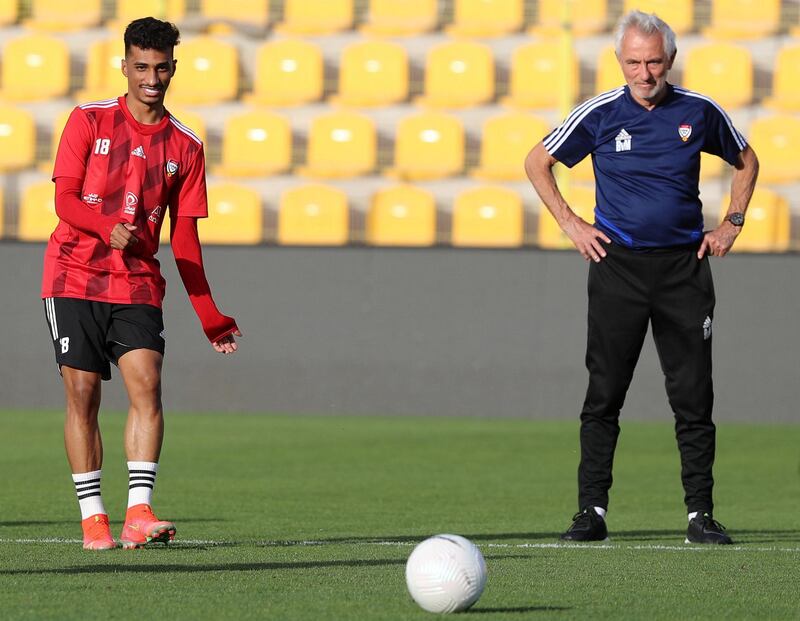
left=110, top=223, right=139, bottom=250
left=563, top=216, right=611, bottom=263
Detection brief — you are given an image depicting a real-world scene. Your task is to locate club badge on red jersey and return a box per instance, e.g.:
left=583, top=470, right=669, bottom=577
left=166, top=159, right=179, bottom=177
left=678, top=124, right=692, bottom=142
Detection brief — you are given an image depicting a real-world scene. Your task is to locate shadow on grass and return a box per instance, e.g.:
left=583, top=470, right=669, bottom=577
left=0, top=520, right=77, bottom=527
left=470, top=606, right=571, bottom=614
left=0, top=553, right=526, bottom=576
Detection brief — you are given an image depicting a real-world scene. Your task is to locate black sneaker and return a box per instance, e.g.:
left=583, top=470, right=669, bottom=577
left=560, top=507, right=609, bottom=542
left=685, top=512, right=733, bottom=545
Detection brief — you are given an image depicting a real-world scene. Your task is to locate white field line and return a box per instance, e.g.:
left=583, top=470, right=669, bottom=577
left=3, top=537, right=800, bottom=554
left=0, top=538, right=223, bottom=545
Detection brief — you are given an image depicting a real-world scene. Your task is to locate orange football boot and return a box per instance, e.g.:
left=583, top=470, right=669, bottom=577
left=120, top=504, right=176, bottom=549
left=81, top=514, right=117, bottom=550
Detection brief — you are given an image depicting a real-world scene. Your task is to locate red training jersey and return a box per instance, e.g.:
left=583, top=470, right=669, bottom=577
left=42, top=96, right=207, bottom=307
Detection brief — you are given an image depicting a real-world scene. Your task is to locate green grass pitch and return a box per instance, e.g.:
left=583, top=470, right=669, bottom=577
left=1, top=409, right=799, bottom=620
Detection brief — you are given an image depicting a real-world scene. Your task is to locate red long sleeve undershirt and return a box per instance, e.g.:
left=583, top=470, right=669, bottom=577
left=170, top=215, right=239, bottom=343
left=54, top=177, right=119, bottom=244
left=54, top=177, right=239, bottom=343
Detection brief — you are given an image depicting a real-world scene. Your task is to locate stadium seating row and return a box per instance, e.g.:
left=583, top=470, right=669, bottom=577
left=0, top=0, right=792, bottom=39
left=4, top=179, right=790, bottom=252
left=3, top=34, right=800, bottom=111
left=5, top=105, right=800, bottom=185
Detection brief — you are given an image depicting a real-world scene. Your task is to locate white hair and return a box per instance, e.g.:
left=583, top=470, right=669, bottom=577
left=614, top=10, right=677, bottom=59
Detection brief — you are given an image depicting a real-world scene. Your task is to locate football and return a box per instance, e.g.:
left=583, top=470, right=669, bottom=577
left=405, top=534, right=487, bottom=613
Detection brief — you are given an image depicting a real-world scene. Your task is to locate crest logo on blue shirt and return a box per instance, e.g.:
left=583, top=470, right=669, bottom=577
left=679, top=124, right=692, bottom=142
left=615, top=129, right=631, bottom=152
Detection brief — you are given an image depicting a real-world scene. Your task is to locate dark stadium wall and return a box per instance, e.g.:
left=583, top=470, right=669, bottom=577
left=3, top=243, right=798, bottom=423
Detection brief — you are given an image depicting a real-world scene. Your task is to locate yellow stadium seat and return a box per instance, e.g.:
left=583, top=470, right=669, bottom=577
left=366, top=185, right=437, bottom=246
left=169, top=108, right=207, bottom=144
left=275, top=0, right=353, bottom=35
left=0, top=0, right=18, bottom=26
left=197, top=184, right=263, bottom=245
left=360, top=0, right=437, bottom=36
left=168, top=37, right=238, bottom=105
left=387, top=113, right=465, bottom=180
left=700, top=151, right=724, bottom=180
left=0, top=105, right=36, bottom=172
left=299, top=111, right=376, bottom=179
left=763, top=45, right=800, bottom=112
left=215, top=110, right=291, bottom=177
left=18, top=180, right=58, bottom=242
left=110, top=0, right=185, bottom=29
left=530, top=0, right=608, bottom=37
left=719, top=188, right=790, bottom=252
left=278, top=185, right=349, bottom=246
left=703, top=0, right=780, bottom=40
left=595, top=45, right=623, bottom=95
left=747, top=115, right=800, bottom=184
left=538, top=185, right=596, bottom=249
left=416, top=41, right=494, bottom=109
left=472, top=113, right=549, bottom=181
left=77, top=38, right=126, bottom=103
left=622, top=0, right=693, bottom=35
left=26, top=0, right=102, bottom=30
left=38, top=108, right=72, bottom=174
left=451, top=186, right=524, bottom=247
left=502, top=41, right=578, bottom=110
left=331, top=40, right=408, bottom=108
left=446, top=0, right=523, bottom=37
left=245, top=39, right=323, bottom=107
left=199, top=0, right=269, bottom=29
left=0, top=34, right=70, bottom=102
left=682, top=43, right=752, bottom=110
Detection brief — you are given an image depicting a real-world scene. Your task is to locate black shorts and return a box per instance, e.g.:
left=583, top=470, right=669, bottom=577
left=43, top=297, right=165, bottom=381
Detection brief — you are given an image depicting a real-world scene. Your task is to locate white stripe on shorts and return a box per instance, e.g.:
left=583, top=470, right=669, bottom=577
left=45, top=297, right=58, bottom=340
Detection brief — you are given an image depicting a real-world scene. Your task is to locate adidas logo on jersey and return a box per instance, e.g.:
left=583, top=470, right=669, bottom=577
left=131, top=145, right=146, bottom=159
left=615, top=129, right=632, bottom=152
left=703, top=316, right=712, bottom=340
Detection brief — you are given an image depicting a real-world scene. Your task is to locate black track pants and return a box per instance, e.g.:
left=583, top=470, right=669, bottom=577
left=577, top=242, right=716, bottom=514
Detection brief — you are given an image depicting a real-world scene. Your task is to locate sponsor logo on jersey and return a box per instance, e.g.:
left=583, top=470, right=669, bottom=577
left=83, top=193, right=103, bottom=205
left=149, top=205, right=163, bottom=224
left=703, top=316, right=712, bottom=340
left=615, top=129, right=632, bottom=152
left=678, top=124, right=692, bottom=142
left=131, top=145, right=146, bottom=159
left=124, top=191, right=139, bottom=216
left=166, top=159, right=179, bottom=177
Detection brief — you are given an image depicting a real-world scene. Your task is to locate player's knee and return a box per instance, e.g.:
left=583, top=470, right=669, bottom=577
left=64, top=375, right=101, bottom=411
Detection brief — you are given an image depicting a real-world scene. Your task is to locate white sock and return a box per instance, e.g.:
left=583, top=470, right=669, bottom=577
left=127, top=461, right=158, bottom=508
left=688, top=511, right=699, bottom=521
left=72, top=470, right=106, bottom=519
left=592, top=506, right=607, bottom=519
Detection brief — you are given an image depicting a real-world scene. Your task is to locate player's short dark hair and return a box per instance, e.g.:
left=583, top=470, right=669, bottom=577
left=124, top=17, right=180, bottom=55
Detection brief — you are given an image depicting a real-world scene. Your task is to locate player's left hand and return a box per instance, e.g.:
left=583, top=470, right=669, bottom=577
left=212, top=329, right=242, bottom=354
left=697, top=222, right=740, bottom=259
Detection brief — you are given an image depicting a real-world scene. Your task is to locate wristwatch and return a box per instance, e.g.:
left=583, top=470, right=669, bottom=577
left=725, top=212, right=745, bottom=227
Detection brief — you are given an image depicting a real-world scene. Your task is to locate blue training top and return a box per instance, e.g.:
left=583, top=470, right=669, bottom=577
left=543, top=84, right=747, bottom=249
